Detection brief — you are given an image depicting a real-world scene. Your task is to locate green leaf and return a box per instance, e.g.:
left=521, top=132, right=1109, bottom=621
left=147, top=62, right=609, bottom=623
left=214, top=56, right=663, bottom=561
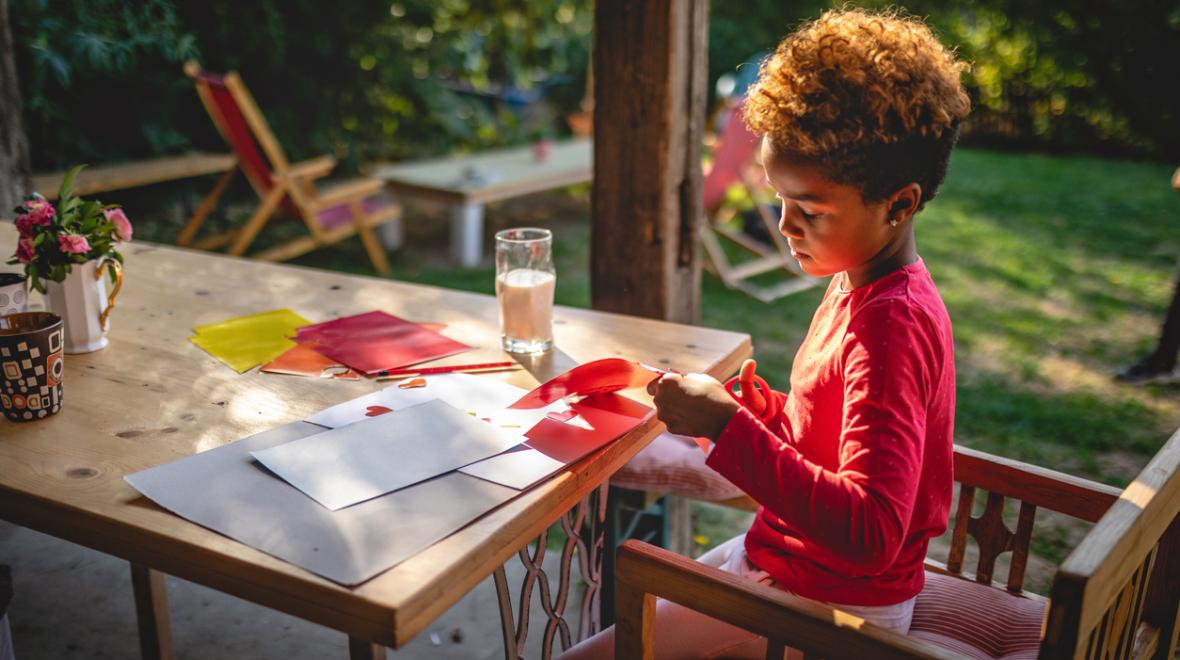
left=57, top=164, right=87, bottom=203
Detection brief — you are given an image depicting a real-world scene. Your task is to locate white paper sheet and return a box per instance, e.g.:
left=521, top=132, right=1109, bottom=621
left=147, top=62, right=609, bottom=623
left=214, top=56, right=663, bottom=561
left=459, top=446, right=567, bottom=490
left=125, top=421, right=520, bottom=586
left=251, top=399, right=524, bottom=510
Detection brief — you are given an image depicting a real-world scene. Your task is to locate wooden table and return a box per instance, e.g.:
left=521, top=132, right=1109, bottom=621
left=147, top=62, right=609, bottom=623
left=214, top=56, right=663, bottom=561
left=373, top=139, right=592, bottom=268
left=0, top=223, right=749, bottom=658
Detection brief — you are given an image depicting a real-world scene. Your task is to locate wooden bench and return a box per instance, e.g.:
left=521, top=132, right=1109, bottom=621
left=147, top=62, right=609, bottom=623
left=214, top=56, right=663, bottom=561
left=31, top=152, right=235, bottom=200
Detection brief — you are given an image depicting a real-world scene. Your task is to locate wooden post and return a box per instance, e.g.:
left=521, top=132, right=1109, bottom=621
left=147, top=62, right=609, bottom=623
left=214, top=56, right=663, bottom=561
left=0, top=0, right=31, bottom=213
left=591, top=0, right=708, bottom=323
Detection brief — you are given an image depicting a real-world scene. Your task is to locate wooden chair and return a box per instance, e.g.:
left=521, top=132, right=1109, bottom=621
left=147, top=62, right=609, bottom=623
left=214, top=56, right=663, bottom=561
left=178, top=61, right=401, bottom=275
left=614, top=433, right=1180, bottom=659
left=699, top=99, right=818, bottom=303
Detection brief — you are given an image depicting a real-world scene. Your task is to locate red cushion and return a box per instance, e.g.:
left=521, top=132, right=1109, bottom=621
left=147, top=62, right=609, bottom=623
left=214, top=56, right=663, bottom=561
left=611, top=432, right=746, bottom=501
left=909, top=571, right=1045, bottom=659
left=315, top=195, right=393, bottom=231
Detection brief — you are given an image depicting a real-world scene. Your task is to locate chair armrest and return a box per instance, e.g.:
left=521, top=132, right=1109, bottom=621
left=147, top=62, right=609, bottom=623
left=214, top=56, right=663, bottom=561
left=953, top=445, right=1121, bottom=523
left=274, top=155, right=337, bottom=182
left=307, top=178, right=385, bottom=210
left=614, top=540, right=962, bottom=659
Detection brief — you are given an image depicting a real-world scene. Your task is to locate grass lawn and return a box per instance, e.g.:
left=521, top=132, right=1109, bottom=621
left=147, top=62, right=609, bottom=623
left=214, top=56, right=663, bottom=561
left=136, top=146, right=1180, bottom=587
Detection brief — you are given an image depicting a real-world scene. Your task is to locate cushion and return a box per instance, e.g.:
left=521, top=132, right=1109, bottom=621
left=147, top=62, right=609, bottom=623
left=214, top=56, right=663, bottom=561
left=908, top=571, right=1046, bottom=659
left=611, top=432, right=746, bottom=501
left=315, top=194, right=393, bottom=231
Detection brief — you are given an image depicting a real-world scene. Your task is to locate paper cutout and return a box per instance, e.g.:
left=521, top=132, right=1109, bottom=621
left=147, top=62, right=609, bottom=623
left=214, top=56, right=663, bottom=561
left=252, top=399, right=523, bottom=510
left=365, top=405, right=393, bottom=417
left=305, top=373, right=550, bottom=430
left=509, top=358, right=666, bottom=409
left=261, top=343, right=360, bottom=380
left=295, top=311, right=470, bottom=376
left=461, top=392, right=652, bottom=490
left=189, top=309, right=311, bottom=373
left=398, top=377, right=427, bottom=389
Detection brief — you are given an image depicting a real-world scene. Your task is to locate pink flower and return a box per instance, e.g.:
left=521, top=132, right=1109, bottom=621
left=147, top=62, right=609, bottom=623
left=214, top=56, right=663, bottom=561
left=104, top=208, right=133, bottom=242
left=22, top=198, right=55, bottom=225
left=57, top=234, right=91, bottom=255
left=15, top=238, right=35, bottom=264
left=14, top=215, right=37, bottom=237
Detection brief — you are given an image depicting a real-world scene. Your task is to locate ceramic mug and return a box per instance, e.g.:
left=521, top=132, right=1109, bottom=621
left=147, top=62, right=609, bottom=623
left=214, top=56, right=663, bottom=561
left=0, top=273, right=27, bottom=317
left=0, top=312, right=65, bottom=422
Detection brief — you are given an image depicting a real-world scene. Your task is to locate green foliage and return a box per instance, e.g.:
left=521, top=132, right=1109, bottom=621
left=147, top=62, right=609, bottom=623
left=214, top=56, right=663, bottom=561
left=709, top=1, right=1180, bottom=159
left=13, top=0, right=200, bottom=166
left=12, top=0, right=592, bottom=171
left=10, top=1, right=1176, bottom=170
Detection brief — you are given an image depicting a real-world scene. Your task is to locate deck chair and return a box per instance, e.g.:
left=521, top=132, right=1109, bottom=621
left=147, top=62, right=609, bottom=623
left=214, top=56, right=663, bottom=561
left=177, top=61, right=400, bottom=275
left=700, top=99, right=818, bottom=302
left=615, top=433, right=1180, bottom=659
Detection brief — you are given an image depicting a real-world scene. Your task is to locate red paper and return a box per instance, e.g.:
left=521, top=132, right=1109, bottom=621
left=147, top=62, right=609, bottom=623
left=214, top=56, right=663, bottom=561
left=509, top=358, right=666, bottom=409
left=295, top=311, right=470, bottom=376
left=524, top=393, right=652, bottom=462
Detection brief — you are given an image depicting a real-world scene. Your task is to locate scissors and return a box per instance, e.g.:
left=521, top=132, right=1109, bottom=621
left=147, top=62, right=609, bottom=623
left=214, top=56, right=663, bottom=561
left=723, top=360, right=773, bottom=420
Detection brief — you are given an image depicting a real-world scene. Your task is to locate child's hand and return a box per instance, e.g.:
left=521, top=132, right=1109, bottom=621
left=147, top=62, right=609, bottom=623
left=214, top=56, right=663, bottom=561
left=647, top=372, right=740, bottom=440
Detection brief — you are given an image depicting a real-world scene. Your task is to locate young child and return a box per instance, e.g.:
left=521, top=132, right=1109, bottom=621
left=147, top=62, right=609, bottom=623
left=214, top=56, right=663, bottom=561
left=561, top=8, right=969, bottom=658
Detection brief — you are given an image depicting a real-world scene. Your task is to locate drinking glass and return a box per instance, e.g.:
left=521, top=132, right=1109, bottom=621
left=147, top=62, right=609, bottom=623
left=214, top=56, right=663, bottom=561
left=495, top=228, right=555, bottom=354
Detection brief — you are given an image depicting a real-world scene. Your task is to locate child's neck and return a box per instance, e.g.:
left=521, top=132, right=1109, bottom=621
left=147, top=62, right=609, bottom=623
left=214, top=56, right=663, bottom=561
left=843, top=231, right=919, bottom=290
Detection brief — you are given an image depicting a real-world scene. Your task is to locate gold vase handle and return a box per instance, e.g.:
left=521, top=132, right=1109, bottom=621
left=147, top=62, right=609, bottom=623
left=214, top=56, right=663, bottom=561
left=95, top=258, right=123, bottom=330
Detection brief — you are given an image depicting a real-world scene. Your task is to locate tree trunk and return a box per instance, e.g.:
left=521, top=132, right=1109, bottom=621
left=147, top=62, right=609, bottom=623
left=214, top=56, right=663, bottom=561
left=0, top=0, right=31, bottom=216
left=590, top=0, right=708, bottom=323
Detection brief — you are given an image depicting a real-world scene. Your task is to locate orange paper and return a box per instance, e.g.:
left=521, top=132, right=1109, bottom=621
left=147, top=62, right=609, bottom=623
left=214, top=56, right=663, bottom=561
left=261, top=343, right=360, bottom=380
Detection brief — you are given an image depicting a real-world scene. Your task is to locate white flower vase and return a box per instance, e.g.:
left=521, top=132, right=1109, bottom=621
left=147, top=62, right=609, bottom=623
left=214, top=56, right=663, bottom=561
left=44, top=258, right=123, bottom=354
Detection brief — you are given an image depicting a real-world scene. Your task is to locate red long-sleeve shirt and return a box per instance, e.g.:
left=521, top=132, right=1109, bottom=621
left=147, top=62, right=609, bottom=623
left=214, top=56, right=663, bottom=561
left=706, top=259, right=955, bottom=606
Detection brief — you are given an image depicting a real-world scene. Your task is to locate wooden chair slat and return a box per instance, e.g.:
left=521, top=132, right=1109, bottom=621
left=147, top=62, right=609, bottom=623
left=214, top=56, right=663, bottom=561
left=946, top=484, right=974, bottom=575
left=1007, top=501, right=1038, bottom=593
left=969, top=491, right=1016, bottom=585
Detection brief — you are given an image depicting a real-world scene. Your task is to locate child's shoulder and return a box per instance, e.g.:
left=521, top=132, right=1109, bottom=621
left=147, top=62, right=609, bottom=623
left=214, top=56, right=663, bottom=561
left=848, top=260, right=951, bottom=335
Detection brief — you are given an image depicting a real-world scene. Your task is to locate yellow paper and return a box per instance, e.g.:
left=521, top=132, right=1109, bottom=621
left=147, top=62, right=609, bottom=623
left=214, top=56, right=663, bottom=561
left=190, top=309, right=311, bottom=373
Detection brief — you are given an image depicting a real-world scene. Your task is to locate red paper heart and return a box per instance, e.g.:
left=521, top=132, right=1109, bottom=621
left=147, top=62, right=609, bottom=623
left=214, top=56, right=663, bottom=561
left=365, top=405, right=393, bottom=417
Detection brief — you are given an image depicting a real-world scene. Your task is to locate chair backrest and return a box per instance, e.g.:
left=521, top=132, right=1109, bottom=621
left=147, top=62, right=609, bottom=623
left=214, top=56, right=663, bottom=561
left=701, top=98, right=761, bottom=214
left=939, top=437, right=1180, bottom=659
left=1040, top=430, right=1180, bottom=659
left=184, top=61, right=299, bottom=214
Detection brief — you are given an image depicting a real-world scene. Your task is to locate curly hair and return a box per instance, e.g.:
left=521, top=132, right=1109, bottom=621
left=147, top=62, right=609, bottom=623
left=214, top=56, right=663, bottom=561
left=743, top=8, right=970, bottom=209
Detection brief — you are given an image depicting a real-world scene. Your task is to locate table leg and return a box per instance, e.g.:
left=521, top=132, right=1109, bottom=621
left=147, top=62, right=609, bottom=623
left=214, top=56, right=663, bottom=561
left=450, top=201, right=485, bottom=268
left=129, top=563, right=174, bottom=660
left=492, top=481, right=608, bottom=660
left=379, top=217, right=403, bottom=251
left=347, top=636, right=384, bottom=660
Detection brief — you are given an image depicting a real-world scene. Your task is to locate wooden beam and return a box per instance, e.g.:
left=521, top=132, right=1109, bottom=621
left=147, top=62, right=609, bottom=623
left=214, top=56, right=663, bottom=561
left=591, top=0, right=708, bottom=323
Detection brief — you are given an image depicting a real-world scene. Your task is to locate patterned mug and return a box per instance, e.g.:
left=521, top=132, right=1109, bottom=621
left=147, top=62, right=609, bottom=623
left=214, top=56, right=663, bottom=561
left=0, top=312, right=65, bottom=422
left=0, top=273, right=27, bottom=317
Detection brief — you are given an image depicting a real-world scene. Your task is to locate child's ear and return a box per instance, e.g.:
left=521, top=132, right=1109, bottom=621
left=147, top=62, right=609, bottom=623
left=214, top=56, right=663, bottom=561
left=887, top=183, right=922, bottom=225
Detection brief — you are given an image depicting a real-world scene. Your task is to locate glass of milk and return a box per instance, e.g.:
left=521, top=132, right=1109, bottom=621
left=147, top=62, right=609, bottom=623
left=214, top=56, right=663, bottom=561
left=495, top=228, right=555, bottom=354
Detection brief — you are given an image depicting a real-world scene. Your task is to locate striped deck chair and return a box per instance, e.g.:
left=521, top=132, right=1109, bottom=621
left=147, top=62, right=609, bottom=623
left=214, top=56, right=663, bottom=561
left=700, top=99, right=817, bottom=302
left=178, top=61, right=401, bottom=275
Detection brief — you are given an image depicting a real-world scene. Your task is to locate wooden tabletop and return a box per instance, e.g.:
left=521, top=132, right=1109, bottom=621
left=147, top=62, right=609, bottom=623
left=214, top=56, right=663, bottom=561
left=372, top=139, right=592, bottom=205
left=0, top=222, right=750, bottom=648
